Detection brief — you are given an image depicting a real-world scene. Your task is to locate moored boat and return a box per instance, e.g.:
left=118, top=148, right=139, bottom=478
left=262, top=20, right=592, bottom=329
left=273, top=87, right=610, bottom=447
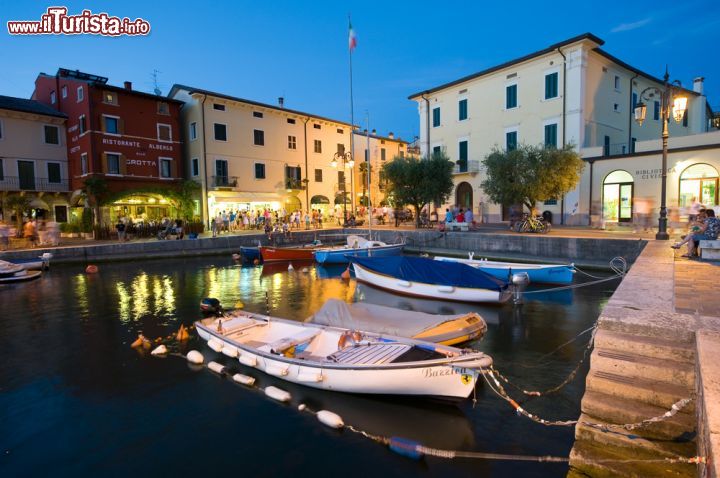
left=308, top=298, right=487, bottom=346
left=0, top=260, right=42, bottom=283
left=351, top=256, right=511, bottom=304
left=195, top=310, right=492, bottom=399
left=238, top=246, right=261, bottom=264
left=313, top=235, right=403, bottom=264
left=260, top=244, right=323, bottom=262
left=434, top=256, right=575, bottom=284
left=4, top=253, right=52, bottom=271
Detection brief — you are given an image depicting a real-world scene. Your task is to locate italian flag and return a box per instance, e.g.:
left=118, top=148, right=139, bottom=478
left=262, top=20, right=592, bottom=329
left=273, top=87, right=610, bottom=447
left=348, top=20, right=357, bottom=51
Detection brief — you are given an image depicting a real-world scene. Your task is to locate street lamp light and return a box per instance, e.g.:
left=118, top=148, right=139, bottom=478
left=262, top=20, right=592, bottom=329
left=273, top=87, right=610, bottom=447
left=633, top=68, right=688, bottom=240
left=332, top=150, right=354, bottom=226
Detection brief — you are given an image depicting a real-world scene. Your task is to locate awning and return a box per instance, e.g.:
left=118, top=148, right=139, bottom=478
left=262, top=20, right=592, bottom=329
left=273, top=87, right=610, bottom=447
left=28, top=198, right=50, bottom=210
left=311, top=195, right=330, bottom=205
left=210, top=191, right=285, bottom=203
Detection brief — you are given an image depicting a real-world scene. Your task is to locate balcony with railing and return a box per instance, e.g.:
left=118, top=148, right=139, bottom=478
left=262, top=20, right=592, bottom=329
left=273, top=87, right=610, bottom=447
left=0, top=176, right=70, bottom=192
left=284, top=178, right=305, bottom=190
left=211, top=175, right=238, bottom=188
left=453, top=160, right=481, bottom=175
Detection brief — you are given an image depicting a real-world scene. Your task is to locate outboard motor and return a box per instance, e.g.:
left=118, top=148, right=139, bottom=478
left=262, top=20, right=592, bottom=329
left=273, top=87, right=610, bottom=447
left=200, top=298, right=222, bottom=316
left=511, top=272, right=530, bottom=304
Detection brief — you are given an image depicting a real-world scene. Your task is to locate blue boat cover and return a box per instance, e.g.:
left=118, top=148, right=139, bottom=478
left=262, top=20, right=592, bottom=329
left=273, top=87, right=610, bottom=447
left=351, top=256, right=508, bottom=291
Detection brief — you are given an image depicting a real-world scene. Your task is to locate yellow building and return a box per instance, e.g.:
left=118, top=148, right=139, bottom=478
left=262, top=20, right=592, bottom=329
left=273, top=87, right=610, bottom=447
left=351, top=129, right=410, bottom=209
left=169, top=85, right=360, bottom=223
left=0, top=95, right=70, bottom=223
left=409, top=33, right=715, bottom=224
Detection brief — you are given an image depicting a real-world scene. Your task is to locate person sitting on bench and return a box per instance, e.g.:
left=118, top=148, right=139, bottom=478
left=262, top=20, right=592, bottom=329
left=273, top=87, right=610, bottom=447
left=672, top=209, right=719, bottom=257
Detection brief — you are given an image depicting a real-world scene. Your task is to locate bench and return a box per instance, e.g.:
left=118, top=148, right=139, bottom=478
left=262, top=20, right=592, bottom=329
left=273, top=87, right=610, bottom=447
left=699, top=240, right=720, bottom=260
left=447, top=222, right=469, bottom=232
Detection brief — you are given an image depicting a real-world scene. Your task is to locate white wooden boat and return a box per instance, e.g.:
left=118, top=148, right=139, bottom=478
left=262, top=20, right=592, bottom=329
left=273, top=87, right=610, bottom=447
left=314, top=235, right=403, bottom=264
left=307, top=299, right=487, bottom=346
left=195, top=311, right=492, bottom=399
left=0, top=260, right=42, bottom=283
left=351, top=256, right=511, bottom=304
left=3, top=253, right=53, bottom=271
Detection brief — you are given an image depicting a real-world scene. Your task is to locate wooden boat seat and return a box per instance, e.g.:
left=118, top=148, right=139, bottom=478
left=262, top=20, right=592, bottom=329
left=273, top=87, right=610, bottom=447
left=327, top=343, right=411, bottom=365
left=259, top=329, right=321, bottom=354
left=217, top=316, right=263, bottom=336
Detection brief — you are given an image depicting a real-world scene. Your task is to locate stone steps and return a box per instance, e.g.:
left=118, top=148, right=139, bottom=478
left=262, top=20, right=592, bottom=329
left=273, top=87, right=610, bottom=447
left=593, top=329, right=695, bottom=364
left=574, top=413, right=696, bottom=462
left=592, top=348, right=695, bottom=389
left=586, top=367, right=695, bottom=412
left=569, top=439, right=696, bottom=478
left=581, top=389, right=695, bottom=441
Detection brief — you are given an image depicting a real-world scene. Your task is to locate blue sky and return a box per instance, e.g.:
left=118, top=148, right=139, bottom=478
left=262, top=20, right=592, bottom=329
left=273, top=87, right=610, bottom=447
left=1, top=0, right=718, bottom=142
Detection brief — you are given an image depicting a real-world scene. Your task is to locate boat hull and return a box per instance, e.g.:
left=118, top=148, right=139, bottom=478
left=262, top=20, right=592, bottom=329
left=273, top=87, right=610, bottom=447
left=0, top=270, right=42, bottom=283
left=260, top=246, right=318, bottom=262
left=434, top=257, right=575, bottom=284
left=195, top=318, right=489, bottom=399
left=352, top=262, right=510, bottom=304
left=239, top=247, right=261, bottom=263
left=314, top=244, right=404, bottom=264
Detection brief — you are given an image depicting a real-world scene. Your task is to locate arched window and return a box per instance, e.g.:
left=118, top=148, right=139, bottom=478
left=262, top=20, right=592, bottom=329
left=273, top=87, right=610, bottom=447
left=679, top=163, right=718, bottom=208
left=603, top=170, right=634, bottom=223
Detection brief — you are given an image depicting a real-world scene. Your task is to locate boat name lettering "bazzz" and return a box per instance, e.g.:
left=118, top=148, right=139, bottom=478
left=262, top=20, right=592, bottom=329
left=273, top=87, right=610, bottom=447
left=423, top=368, right=457, bottom=378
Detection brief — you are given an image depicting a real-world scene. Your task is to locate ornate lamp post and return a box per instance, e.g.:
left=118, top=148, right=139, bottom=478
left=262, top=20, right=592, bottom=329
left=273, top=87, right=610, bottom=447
left=633, top=68, right=688, bottom=240
left=331, top=151, right=354, bottom=226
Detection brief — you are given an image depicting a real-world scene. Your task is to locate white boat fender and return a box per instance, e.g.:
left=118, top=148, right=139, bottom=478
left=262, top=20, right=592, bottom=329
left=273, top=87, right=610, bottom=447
left=288, top=263, right=294, bottom=271
left=151, top=345, right=168, bottom=356
left=317, top=410, right=344, bottom=429
left=232, top=373, right=256, bottom=386
left=298, top=404, right=307, bottom=411
left=265, top=386, right=291, bottom=403
left=207, top=339, right=223, bottom=353
left=186, top=350, right=204, bottom=364
left=221, top=346, right=239, bottom=358
left=239, top=354, right=258, bottom=367
left=207, top=361, right=226, bottom=375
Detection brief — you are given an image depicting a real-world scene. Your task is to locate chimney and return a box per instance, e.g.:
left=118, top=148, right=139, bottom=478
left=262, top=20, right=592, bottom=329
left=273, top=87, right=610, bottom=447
left=388, top=132, right=394, bottom=139
left=278, top=97, right=284, bottom=108
left=693, top=77, right=704, bottom=95
left=124, top=81, right=132, bottom=90
left=371, top=128, right=376, bottom=135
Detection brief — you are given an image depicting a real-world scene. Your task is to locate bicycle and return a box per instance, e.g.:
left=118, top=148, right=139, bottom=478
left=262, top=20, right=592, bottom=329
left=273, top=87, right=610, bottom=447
left=513, top=213, right=551, bottom=234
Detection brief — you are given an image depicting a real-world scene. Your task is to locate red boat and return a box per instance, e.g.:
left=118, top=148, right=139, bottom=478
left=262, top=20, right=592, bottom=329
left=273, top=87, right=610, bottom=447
left=259, top=245, right=322, bottom=262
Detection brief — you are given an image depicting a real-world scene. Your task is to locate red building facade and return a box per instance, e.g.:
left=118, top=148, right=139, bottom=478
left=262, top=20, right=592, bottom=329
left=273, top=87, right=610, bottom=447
left=33, top=69, right=185, bottom=223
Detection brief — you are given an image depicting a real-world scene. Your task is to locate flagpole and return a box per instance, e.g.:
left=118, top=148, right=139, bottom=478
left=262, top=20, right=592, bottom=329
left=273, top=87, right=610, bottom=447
left=348, top=14, right=355, bottom=217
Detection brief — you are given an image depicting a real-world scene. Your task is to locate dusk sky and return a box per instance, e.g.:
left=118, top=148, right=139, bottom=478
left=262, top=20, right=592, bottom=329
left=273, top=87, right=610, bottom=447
left=2, top=0, right=718, bottom=142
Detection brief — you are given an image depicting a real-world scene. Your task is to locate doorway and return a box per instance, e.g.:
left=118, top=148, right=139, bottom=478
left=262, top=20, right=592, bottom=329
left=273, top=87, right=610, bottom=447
left=602, top=170, right=634, bottom=223
left=455, top=182, right=473, bottom=213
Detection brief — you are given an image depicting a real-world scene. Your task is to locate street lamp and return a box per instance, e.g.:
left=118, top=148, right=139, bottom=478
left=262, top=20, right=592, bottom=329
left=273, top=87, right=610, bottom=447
left=332, top=150, right=354, bottom=226
left=633, top=68, right=688, bottom=240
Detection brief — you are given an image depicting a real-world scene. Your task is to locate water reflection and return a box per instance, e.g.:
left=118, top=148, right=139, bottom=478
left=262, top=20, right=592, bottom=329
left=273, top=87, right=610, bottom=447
left=0, top=255, right=618, bottom=478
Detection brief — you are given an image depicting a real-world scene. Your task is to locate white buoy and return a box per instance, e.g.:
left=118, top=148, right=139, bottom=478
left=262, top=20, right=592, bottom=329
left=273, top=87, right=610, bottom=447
left=301, top=267, right=309, bottom=273
left=265, top=386, right=292, bottom=403
left=207, top=339, right=223, bottom=353
left=186, top=350, right=204, bottom=364
left=151, top=344, right=168, bottom=355
left=232, top=373, right=256, bottom=386
left=298, top=404, right=307, bottom=411
left=288, top=263, right=294, bottom=271
left=207, top=361, right=226, bottom=375
left=317, top=410, right=344, bottom=429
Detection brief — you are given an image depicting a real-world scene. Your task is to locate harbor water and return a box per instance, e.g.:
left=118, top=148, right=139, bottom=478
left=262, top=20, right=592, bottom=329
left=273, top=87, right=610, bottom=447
left=0, top=256, right=618, bottom=477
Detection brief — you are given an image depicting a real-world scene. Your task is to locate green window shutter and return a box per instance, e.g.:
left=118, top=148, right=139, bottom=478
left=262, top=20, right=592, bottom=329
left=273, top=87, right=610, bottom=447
left=544, top=124, right=557, bottom=148
left=545, top=73, right=558, bottom=99
left=458, top=99, right=467, bottom=120
left=506, top=85, right=517, bottom=108
left=506, top=132, right=517, bottom=151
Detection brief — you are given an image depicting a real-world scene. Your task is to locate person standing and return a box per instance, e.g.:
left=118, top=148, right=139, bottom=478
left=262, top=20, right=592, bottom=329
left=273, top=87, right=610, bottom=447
left=116, top=218, right=126, bottom=242
left=689, top=197, right=704, bottom=223
left=23, top=219, right=37, bottom=248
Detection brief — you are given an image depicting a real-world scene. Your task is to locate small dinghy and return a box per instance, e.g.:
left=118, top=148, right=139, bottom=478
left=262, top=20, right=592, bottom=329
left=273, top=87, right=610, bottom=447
left=351, top=256, right=511, bottom=304
left=195, top=310, right=492, bottom=399
left=308, top=299, right=487, bottom=346
left=260, top=242, right=323, bottom=262
left=238, top=246, right=261, bottom=264
left=0, top=260, right=42, bottom=283
left=3, top=253, right=52, bottom=271
left=434, top=256, right=575, bottom=285
left=314, top=235, right=403, bottom=264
